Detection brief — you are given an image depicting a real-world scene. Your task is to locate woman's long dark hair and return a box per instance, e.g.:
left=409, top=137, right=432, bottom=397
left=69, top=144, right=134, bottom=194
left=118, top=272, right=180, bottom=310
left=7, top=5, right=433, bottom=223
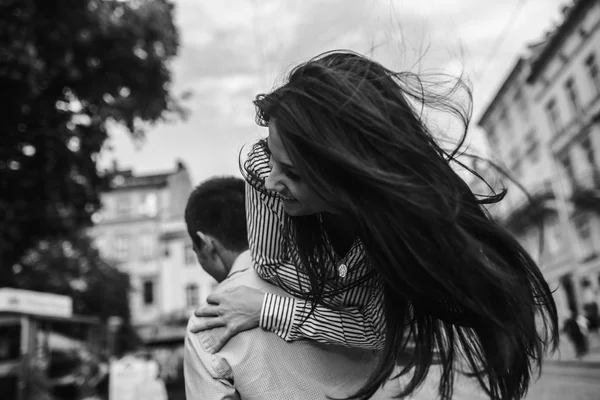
left=243, top=50, right=558, bottom=400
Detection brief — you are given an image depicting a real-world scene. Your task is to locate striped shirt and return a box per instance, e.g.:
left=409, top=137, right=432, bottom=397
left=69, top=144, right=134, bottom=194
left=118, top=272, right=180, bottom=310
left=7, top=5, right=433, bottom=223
left=245, top=144, right=386, bottom=349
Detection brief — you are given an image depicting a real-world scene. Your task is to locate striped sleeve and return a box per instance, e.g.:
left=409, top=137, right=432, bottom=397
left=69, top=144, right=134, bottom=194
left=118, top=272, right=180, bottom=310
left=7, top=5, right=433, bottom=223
left=261, top=280, right=386, bottom=349
left=245, top=157, right=386, bottom=348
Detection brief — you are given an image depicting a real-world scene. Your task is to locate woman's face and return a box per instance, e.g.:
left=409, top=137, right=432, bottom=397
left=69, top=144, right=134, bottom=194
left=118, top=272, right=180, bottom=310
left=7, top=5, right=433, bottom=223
left=265, top=121, right=331, bottom=216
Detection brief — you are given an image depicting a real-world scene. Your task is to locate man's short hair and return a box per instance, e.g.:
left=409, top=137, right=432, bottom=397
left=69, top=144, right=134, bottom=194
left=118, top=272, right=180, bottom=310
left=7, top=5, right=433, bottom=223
left=184, top=176, right=248, bottom=252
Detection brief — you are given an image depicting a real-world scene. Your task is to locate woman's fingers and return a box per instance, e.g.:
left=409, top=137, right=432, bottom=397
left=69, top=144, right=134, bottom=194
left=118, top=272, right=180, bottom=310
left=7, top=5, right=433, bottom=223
left=206, top=292, right=222, bottom=305
left=194, top=305, right=220, bottom=317
left=190, top=317, right=225, bottom=333
left=190, top=286, right=265, bottom=352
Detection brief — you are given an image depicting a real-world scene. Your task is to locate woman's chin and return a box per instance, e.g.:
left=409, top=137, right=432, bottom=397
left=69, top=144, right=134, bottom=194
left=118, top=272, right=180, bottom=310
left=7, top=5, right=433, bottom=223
left=282, top=199, right=305, bottom=216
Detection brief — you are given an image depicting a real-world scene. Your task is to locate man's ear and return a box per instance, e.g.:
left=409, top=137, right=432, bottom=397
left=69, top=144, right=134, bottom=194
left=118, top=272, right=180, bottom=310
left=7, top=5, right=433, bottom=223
left=195, top=231, right=214, bottom=252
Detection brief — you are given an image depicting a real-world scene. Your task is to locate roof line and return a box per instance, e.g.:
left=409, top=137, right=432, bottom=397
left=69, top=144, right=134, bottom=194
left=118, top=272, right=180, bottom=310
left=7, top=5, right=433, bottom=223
left=476, top=58, right=526, bottom=127
left=528, top=0, right=595, bottom=82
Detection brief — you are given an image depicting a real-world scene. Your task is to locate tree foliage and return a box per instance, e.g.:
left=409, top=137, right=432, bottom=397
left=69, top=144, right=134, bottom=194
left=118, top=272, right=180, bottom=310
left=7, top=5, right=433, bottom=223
left=0, top=0, right=183, bottom=284
left=16, top=234, right=129, bottom=318
left=14, top=232, right=139, bottom=351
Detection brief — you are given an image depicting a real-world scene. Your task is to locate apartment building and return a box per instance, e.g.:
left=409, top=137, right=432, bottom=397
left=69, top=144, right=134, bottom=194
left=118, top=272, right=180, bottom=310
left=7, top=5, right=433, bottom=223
left=527, top=0, right=600, bottom=303
left=476, top=0, right=600, bottom=322
left=88, top=161, right=216, bottom=327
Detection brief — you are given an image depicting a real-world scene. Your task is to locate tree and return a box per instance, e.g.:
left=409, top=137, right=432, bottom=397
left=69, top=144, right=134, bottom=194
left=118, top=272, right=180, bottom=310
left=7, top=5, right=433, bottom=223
left=15, top=232, right=139, bottom=351
left=0, top=0, right=184, bottom=284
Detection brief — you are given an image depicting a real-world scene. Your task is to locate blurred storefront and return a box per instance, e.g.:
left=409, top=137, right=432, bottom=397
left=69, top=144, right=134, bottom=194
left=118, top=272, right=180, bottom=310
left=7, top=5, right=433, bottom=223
left=0, top=288, right=108, bottom=400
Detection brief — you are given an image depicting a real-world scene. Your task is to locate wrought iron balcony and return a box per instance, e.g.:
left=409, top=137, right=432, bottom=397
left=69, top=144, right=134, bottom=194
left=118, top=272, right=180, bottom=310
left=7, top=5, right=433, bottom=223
left=503, top=180, right=556, bottom=232
left=570, top=168, right=600, bottom=210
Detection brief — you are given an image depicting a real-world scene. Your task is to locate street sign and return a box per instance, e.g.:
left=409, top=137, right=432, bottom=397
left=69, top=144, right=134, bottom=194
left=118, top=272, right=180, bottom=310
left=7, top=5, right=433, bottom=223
left=0, top=288, right=73, bottom=318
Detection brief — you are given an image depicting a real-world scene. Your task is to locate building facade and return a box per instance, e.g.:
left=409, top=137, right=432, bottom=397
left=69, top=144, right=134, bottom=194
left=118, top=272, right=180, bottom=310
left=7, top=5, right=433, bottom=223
left=476, top=0, right=600, bottom=324
left=88, top=161, right=216, bottom=328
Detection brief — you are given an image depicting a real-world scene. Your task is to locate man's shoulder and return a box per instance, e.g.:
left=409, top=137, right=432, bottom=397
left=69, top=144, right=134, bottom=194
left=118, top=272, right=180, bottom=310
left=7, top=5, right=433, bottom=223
left=185, top=315, right=236, bottom=380
left=184, top=268, right=288, bottom=362
left=186, top=315, right=218, bottom=354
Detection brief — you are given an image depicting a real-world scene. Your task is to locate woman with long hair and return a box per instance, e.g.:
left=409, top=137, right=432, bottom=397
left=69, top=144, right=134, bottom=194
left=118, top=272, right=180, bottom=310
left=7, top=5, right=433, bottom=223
left=192, top=50, right=558, bottom=400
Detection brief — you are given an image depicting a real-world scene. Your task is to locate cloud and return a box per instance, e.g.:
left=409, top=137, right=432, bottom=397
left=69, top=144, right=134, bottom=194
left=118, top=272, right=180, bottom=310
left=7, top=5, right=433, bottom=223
left=103, top=0, right=568, bottom=182
left=174, top=31, right=260, bottom=85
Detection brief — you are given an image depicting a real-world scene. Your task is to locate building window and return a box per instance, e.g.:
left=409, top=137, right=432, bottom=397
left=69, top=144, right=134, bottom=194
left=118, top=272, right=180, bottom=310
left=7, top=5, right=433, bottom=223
left=586, top=54, right=600, bottom=95
left=498, top=106, right=512, bottom=135
left=575, top=218, right=591, bottom=240
left=140, top=234, right=154, bottom=259
left=581, top=135, right=596, bottom=168
left=545, top=218, right=563, bottom=255
left=525, top=131, right=539, bottom=163
left=143, top=279, right=155, bottom=305
left=116, top=194, right=131, bottom=215
left=139, top=193, right=158, bottom=217
left=541, top=179, right=553, bottom=193
left=561, top=156, right=574, bottom=180
left=184, top=243, right=196, bottom=265
left=545, top=99, right=561, bottom=135
left=574, top=215, right=595, bottom=259
left=185, top=284, right=199, bottom=308
left=513, top=88, right=528, bottom=119
left=486, top=125, right=498, bottom=149
left=115, top=234, right=130, bottom=259
left=564, top=78, right=582, bottom=115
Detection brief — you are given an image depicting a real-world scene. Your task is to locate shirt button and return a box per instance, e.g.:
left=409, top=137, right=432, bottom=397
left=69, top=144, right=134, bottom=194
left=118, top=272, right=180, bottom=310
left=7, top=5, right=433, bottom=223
left=338, top=264, right=347, bottom=278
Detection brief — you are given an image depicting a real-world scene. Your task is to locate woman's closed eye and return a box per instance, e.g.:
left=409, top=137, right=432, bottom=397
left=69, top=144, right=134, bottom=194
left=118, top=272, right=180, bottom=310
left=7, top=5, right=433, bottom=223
left=283, top=169, right=301, bottom=182
left=269, top=159, right=301, bottom=182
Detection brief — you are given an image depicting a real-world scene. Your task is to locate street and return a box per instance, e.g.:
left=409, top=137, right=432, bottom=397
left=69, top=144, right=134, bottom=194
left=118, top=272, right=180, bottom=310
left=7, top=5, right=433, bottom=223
left=525, top=361, right=600, bottom=400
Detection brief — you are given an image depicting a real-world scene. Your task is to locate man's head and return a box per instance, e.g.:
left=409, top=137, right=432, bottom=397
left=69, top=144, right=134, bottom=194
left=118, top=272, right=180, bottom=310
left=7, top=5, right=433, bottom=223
left=184, top=176, right=248, bottom=282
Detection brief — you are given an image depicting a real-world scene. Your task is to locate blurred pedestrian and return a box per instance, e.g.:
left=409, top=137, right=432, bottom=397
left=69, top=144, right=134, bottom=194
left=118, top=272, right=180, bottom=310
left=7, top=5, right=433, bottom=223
left=192, top=50, right=559, bottom=400
left=581, top=279, right=599, bottom=332
left=563, top=311, right=589, bottom=359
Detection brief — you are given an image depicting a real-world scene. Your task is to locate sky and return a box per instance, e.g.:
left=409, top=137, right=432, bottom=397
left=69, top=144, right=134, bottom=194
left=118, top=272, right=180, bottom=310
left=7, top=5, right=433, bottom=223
left=100, top=0, right=567, bottom=184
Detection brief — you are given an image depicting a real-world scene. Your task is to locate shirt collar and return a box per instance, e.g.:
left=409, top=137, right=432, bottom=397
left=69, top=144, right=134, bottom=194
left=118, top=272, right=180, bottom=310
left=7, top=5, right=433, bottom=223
left=227, top=250, right=252, bottom=278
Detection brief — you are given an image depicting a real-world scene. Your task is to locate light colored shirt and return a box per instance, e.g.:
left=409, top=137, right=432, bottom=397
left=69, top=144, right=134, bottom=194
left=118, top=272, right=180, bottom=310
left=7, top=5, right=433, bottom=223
left=245, top=143, right=385, bottom=349
left=184, top=251, right=488, bottom=399
left=184, top=250, right=387, bottom=400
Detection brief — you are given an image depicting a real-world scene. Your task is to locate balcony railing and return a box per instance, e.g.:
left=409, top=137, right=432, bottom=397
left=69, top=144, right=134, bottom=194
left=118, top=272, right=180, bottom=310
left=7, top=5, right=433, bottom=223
left=551, top=93, right=600, bottom=145
left=502, top=180, right=556, bottom=232
left=571, top=168, right=600, bottom=210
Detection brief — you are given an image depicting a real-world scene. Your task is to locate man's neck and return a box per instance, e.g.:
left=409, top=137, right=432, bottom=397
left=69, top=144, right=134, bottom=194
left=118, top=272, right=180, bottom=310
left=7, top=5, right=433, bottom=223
left=220, top=249, right=241, bottom=273
left=220, top=248, right=252, bottom=277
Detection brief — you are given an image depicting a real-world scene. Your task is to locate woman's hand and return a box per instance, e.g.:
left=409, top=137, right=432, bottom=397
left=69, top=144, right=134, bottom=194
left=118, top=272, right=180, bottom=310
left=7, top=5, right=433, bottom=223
left=191, top=285, right=265, bottom=353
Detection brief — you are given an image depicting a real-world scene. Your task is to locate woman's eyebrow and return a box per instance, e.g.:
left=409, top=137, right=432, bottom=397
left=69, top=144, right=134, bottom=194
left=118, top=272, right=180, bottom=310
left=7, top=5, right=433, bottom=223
left=266, top=137, right=297, bottom=171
